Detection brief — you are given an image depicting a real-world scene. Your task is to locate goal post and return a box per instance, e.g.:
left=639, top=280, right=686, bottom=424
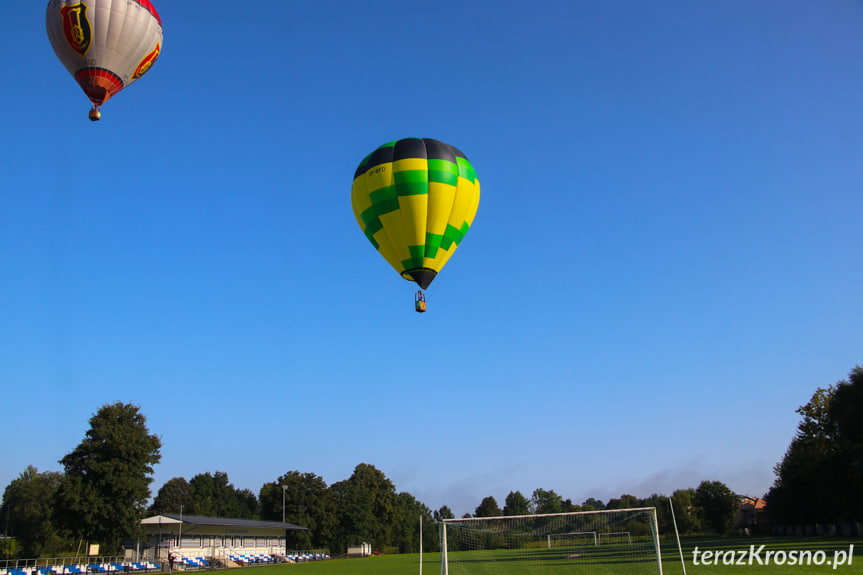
left=547, top=531, right=597, bottom=549
left=440, top=507, right=663, bottom=575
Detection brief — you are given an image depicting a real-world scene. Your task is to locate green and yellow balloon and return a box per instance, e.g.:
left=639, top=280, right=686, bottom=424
left=351, top=138, right=480, bottom=309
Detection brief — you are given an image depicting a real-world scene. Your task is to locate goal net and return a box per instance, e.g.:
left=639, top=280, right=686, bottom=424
left=440, top=507, right=662, bottom=575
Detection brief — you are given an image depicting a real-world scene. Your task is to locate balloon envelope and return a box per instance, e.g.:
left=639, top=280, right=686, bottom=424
left=46, top=0, right=163, bottom=112
left=351, top=138, right=480, bottom=290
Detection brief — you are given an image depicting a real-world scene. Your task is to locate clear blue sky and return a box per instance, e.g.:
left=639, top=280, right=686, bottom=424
left=2, top=0, right=861, bottom=518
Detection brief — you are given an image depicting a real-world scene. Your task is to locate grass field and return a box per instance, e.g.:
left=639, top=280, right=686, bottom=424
left=235, top=536, right=861, bottom=574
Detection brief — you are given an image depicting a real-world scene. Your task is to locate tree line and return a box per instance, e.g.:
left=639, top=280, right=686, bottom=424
left=0, top=402, right=736, bottom=560
left=2, top=365, right=860, bottom=559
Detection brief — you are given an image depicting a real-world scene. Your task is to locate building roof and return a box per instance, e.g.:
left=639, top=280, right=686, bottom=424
left=738, top=496, right=767, bottom=510
left=142, top=514, right=306, bottom=531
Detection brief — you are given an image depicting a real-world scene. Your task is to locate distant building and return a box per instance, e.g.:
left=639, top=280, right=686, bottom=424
left=138, top=514, right=306, bottom=562
left=736, top=496, right=768, bottom=529
left=347, top=543, right=372, bottom=558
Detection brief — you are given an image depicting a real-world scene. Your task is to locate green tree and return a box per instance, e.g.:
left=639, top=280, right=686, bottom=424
left=434, top=506, right=454, bottom=523
left=827, top=366, right=863, bottom=521
left=767, top=366, right=863, bottom=524
left=56, top=402, right=161, bottom=553
left=1, top=466, right=70, bottom=557
left=188, top=472, right=257, bottom=519
left=391, top=492, right=434, bottom=554
left=606, top=494, right=639, bottom=510
left=641, top=493, right=671, bottom=533
left=474, top=496, right=501, bottom=518
left=694, top=481, right=737, bottom=535
left=329, top=478, right=374, bottom=553
left=530, top=489, right=563, bottom=514
left=259, top=472, right=336, bottom=550
left=150, top=477, right=194, bottom=515
left=502, top=491, right=529, bottom=516
left=581, top=498, right=605, bottom=511
left=329, top=464, right=397, bottom=553
left=766, top=386, right=838, bottom=524
left=0, top=536, right=21, bottom=560
left=670, top=488, right=701, bottom=534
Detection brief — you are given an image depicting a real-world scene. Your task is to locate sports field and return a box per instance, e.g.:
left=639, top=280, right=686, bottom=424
left=248, top=537, right=861, bottom=574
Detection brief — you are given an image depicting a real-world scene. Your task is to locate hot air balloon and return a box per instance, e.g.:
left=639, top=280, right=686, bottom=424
left=46, top=0, right=163, bottom=121
left=351, top=138, right=480, bottom=312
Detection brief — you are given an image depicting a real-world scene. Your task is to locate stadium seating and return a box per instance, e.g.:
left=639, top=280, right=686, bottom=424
left=49, top=565, right=86, bottom=574
left=87, top=564, right=126, bottom=572
left=227, top=554, right=278, bottom=565
left=285, top=553, right=328, bottom=563
left=0, top=562, right=165, bottom=575
left=178, top=557, right=208, bottom=568
left=122, top=564, right=159, bottom=573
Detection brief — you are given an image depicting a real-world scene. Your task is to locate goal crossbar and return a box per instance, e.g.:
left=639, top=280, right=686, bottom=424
left=443, top=506, right=660, bottom=523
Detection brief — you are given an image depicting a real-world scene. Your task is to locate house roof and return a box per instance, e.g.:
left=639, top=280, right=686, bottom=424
left=738, top=496, right=767, bottom=510
left=142, top=514, right=306, bottom=531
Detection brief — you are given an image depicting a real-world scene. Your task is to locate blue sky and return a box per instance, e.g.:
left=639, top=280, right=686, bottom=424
left=1, top=0, right=861, bottom=518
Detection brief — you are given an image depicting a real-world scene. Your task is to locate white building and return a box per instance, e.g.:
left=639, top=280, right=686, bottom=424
left=139, top=514, right=306, bottom=563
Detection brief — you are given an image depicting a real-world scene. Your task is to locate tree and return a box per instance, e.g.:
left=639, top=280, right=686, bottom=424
left=502, top=491, right=529, bottom=516
left=827, top=366, right=863, bottom=521
left=188, top=472, right=257, bottom=519
left=474, top=496, right=501, bottom=518
left=1, top=466, right=70, bottom=557
left=150, top=477, right=194, bottom=515
left=391, top=492, right=434, bottom=553
left=767, top=366, right=863, bottom=524
left=670, top=488, right=701, bottom=535
left=329, top=478, right=375, bottom=553
left=434, top=505, right=454, bottom=523
left=259, top=471, right=336, bottom=550
left=329, top=464, right=397, bottom=553
left=530, top=489, right=563, bottom=514
left=0, top=536, right=20, bottom=560
left=56, top=402, right=161, bottom=552
left=581, top=498, right=605, bottom=511
left=350, top=464, right=398, bottom=548
left=641, top=493, right=671, bottom=533
left=766, top=386, right=839, bottom=524
left=693, top=481, right=737, bottom=535
left=606, top=494, right=639, bottom=510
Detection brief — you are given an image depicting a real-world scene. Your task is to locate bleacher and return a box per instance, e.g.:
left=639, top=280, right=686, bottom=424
left=227, top=554, right=273, bottom=566
left=88, top=564, right=125, bottom=573
left=0, top=563, right=160, bottom=575
left=285, top=553, right=329, bottom=563
left=53, top=568, right=88, bottom=575
left=0, top=552, right=335, bottom=573
left=124, top=564, right=160, bottom=573
left=178, top=558, right=208, bottom=568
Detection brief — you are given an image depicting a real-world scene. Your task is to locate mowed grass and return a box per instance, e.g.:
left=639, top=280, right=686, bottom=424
left=237, top=537, right=862, bottom=574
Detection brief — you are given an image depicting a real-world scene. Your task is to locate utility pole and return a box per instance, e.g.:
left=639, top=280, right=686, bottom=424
left=282, top=486, right=287, bottom=523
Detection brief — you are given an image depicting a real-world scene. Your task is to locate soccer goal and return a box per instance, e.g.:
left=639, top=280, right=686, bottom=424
left=440, top=507, right=663, bottom=575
